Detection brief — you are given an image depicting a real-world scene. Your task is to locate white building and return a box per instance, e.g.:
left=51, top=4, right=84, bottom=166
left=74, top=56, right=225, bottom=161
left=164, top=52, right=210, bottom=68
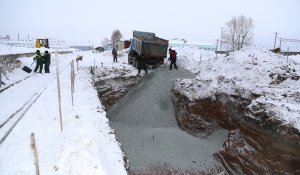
left=169, top=39, right=216, bottom=51
left=114, top=40, right=130, bottom=51
left=0, top=38, right=68, bottom=49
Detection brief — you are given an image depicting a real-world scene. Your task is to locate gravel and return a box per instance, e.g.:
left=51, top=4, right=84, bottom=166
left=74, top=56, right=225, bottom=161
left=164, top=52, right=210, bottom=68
left=107, top=66, right=228, bottom=172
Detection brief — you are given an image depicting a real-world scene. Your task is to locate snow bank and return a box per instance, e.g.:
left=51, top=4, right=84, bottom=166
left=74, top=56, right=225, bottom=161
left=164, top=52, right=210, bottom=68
left=173, top=46, right=300, bottom=130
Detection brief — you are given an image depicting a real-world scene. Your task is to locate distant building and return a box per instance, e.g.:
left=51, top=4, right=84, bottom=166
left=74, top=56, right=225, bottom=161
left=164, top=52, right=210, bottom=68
left=114, top=40, right=130, bottom=51
left=0, top=38, right=68, bottom=49
left=169, top=39, right=216, bottom=51
left=0, top=35, right=10, bottom=40
left=70, top=46, right=90, bottom=51
left=103, top=43, right=113, bottom=51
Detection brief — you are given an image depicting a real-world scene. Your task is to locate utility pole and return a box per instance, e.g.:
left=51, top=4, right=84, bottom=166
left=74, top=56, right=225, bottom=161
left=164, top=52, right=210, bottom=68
left=273, top=32, right=278, bottom=49
left=220, top=27, right=224, bottom=50
left=279, top=38, right=282, bottom=48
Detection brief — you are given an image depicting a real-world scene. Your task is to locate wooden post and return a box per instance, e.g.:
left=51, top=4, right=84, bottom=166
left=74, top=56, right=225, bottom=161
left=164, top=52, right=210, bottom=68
left=216, top=39, right=219, bottom=58
left=76, top=58, right=79, bottom=72
left=94, top=58, right=95, bottom=69
left=31, top=133, right=40, bottom=175
left=70, top=60, right=75, bottom=106
left=199, top=53, right=202, bottom=64
left=0, top=66, right=2, bottom=88
left=286, top=47, right=289, bottom=66
left=70, top=61, right=73, bottom=106
left=56, top=51, right=63, bottom=131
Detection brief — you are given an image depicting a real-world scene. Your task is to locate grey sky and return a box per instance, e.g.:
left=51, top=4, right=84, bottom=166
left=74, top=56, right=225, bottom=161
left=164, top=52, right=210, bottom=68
left=0, top=0, right=299, bottom=48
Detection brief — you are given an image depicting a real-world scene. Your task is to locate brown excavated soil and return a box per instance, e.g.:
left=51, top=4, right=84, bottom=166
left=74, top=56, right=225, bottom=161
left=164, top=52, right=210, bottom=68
left=172, top=90, right=300, bottom=175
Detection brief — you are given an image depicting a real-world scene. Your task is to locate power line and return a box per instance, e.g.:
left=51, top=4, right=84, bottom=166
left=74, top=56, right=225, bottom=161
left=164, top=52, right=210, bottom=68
left=278, top=33, right=300, bottom=38
left=280, top=38, right=300, bottom=43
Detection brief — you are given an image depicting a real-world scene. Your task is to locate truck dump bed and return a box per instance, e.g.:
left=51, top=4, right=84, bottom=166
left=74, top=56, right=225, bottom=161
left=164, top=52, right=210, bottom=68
left=128, top=31, right=169, bottom=66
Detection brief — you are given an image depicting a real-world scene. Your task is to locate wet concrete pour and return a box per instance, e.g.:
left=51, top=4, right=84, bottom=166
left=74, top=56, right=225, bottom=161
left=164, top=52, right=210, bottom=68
left=107, top=66, right=228, bottom=174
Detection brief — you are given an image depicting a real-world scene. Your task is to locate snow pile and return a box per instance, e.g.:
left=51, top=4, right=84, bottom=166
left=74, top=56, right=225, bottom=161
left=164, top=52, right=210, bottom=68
left=174, top=47, right=300, bottom=130
left=174, top=46, right=216, bottom=72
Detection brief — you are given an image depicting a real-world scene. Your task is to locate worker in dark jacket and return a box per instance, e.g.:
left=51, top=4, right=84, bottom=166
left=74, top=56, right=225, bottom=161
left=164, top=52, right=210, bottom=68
left=33, top=50, right=44, bottom=73
left=168, top=48, right=177, bottom=70
left=112, top=47, right=118, bottom=62
left=136, top=57, right=148, bottom=75
left=43, top=50, right=51, bottom=73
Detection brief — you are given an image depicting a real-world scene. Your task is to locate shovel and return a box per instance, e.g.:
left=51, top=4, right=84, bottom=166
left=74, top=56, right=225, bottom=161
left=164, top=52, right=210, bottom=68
left=22, top=61, right=35, bottom=73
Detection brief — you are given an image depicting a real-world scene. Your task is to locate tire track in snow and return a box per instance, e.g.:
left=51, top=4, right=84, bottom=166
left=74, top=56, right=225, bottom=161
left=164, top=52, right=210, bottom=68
left=0, top=59, right=72, bottom=145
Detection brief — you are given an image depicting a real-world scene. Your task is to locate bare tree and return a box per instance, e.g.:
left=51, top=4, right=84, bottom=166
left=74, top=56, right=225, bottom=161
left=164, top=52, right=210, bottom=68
left=111, top=29, right=122, bottom=45
left=223, top=16, right=254, bottom=51
left=101, top=37, right=110, bottom=47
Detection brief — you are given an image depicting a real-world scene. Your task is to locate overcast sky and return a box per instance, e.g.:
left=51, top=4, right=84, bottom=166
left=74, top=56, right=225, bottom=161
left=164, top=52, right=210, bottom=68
left=0, top=0, right=299, bottom=48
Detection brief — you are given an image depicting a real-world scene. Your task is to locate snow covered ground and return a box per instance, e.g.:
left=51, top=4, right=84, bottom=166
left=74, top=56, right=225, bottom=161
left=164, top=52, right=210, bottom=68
left=0, top=43, right=76, bottom=55
left=1, top=44, right=299, bottom=174
left=0, top=49, right=129, bottom=175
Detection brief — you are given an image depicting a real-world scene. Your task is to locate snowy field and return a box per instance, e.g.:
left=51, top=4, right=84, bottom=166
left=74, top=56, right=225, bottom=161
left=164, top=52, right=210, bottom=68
left=0, top=43, right=76, bottom=55
left=0, top=49, right=129, bottom=175
left=0, top=44, right=299, bottom=174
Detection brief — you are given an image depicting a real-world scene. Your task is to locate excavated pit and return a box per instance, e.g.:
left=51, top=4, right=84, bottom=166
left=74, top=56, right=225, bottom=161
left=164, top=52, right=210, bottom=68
left=94, top=64, right=300, bottom=174
left=96, top=66, right=229, bottom=174
left=172, top=88, right=300, bottom=175
left=94, top=76, right=141, bottom=110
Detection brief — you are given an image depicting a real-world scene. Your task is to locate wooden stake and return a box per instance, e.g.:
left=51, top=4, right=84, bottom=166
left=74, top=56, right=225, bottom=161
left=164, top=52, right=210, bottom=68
left=286, top=47, right=289, bottom=66
left=70, top=60, right=75, bottom=106
left=216, top=39, right=219, bottom=58
left=56, top=51, right=63, bottom=131
left=31, top=133, right=40, bottom=175
left=77, top=60, right=79, bottom=72
left=199, top=53, right=202, bottom=64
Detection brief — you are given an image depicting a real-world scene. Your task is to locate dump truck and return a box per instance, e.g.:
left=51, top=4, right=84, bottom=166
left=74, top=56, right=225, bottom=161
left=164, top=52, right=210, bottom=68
left=128, top=31, right=169, bottom=68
